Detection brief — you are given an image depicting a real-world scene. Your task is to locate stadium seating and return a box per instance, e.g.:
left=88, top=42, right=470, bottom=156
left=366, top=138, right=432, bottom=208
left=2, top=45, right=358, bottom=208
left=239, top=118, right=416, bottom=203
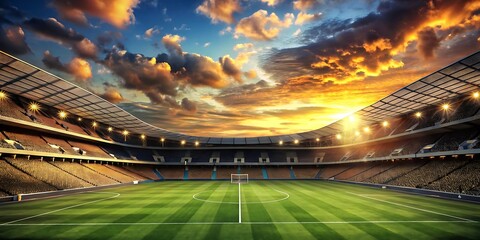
left=83, top=163, right=138, bottom=183
left=104, top=165, right=148, bottom=180
left=123, top=165, right=159, bottom=180
left=266, top=167, right=292, bottom=179
left=51, top=161, right=119, bottom=186
left=0, top=159, right=57, bottom=195
left=188, top=166, right=213, bottom=179
left=6, top=157, right=92, bottom=189
left=239, top=166, right=263, bottom=179
left=157, top=166, right=184, bottom=179
left=292, top=166, right=320, bottom=179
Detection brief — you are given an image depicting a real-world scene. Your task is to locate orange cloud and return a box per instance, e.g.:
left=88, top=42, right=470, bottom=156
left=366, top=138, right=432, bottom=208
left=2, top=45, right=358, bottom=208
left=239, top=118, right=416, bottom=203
left=196, top=0, right=242, bottom=24
left=235, top=10, right=294, bottom=41
left=67, top=57, right=92, bottom=81
left=42, top=51, right=92, bottom=81
left=293, top=0, right=318, bottom=11
left=261, top=0, right=281, bottom=6
left=99, top=87, right=124, bottom=103
left=51, top=0, right=139, bottom=28
left=295, top=12, right=322, bottom=25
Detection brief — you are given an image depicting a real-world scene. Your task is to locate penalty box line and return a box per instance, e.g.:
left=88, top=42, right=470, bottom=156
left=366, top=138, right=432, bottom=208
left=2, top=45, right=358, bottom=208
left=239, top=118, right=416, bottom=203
left=0, top=220, right=476, bottom=226
left=346, top=192, right=477, bottom=223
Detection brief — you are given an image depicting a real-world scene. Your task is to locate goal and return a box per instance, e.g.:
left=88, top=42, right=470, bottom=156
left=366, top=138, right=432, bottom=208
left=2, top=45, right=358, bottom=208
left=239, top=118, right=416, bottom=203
left=231, top=174, right=248, bottom=184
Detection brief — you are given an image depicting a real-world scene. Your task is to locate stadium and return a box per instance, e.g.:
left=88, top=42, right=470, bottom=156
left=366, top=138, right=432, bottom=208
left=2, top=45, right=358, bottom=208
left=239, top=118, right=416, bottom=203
left=1, top=0, right=480, bottom=239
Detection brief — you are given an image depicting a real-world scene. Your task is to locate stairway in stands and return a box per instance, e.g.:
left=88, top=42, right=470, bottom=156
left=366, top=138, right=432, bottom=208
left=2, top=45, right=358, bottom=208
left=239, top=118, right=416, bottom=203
left=261, top=167, right=269, bottom=179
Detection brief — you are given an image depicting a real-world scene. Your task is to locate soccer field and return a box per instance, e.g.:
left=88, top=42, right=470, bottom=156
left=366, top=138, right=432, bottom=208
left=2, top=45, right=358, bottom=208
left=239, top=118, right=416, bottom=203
left=0, top=181, right=479, bottom=239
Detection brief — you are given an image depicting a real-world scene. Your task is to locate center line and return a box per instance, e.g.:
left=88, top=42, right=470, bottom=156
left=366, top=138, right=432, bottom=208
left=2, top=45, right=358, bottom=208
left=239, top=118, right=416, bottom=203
left=238, top=183, right=242, bottom=224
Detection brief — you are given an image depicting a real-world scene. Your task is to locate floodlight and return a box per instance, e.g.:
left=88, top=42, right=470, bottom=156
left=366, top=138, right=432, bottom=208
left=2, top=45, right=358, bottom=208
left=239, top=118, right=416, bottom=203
left=0, top=91, right=6, bottom=100
left=181, top=140, right=186, bottom=145
left=58, top=111, right=67, bottom=119
left=335, top=134, right=342, bottom=140
left=160, top=138, right=165, bottom=142
left=363, top=127, right=370, bottom=133
left=294, top=139, right=299, bottom=144
left=29, top=103, right=39, bottom=111
left=140, top=134, right=146, bottom=140
left=315, top=138, right=320, bottom=142
left=441, top=103, right=450, bottom=111
left=77, top=117, right=82, bottom=121
left=107, top=127, right=113, bottom=132
left=355, top=131, right=360, bottom=136
left=382, top=121, right=389, bottom=127
left=194, top=141, right=199, bottom=146
left=415, top=112, right=422, bottom=118
left=122, top=130, right=129, bottom=136
left=279, top=140, right=283, bottom=145
left=473, top=91, right=479, bottom=99
left=92, top=121, right=98, bottom=127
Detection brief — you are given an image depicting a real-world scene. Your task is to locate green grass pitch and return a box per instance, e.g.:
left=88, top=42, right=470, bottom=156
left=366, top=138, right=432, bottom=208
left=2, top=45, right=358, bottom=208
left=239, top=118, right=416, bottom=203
left=0, top=181, right=479, bottom=239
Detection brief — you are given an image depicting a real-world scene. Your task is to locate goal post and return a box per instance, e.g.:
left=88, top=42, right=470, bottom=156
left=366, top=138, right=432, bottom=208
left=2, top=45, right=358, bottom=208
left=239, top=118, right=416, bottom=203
left=231, top=174, right=248, bottom=184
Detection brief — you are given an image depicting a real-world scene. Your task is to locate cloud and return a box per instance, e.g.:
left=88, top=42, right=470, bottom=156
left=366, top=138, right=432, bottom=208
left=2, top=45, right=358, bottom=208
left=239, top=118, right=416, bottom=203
left=51, top=0, right=139, bottom=28
left=23, top=18, right=98, bottom=59
left=233, top=42, right=254, bottom=51
left=263, top=0, right=480, bottom=85
left=0, top=25, right=30, bottom=55
left=293, top=0, right=319, bottom=11
left=181, top=98, right=197, bottom=112
left=196, top=0, right=242, bottom=24
left=144, top=27, right=159, bottom=38
left=103, top=49, right=178, bottom=101
left=261, top=0, right=281, bottom=6
left=417, top=27, right=440, bottom=59
left=219, top=26, right=232, bottom=35
left=293, top=28, right=301, bottom=36
left=219, top=55, right=243, bottom=82
left=244, top=69, right=258, bottom=79
left=204, top=42, right=211, bottom=47
left=42, top=51, right=92, bottom=81
left=99, top=86, right=124, bottom=103
left=295, top=12, right=322, bottom=25
left=235, top=10, right=294, bottom=41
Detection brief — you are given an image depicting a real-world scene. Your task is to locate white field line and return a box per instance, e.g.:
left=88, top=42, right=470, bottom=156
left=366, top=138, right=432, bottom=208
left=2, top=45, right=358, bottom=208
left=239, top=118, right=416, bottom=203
left=238, top=183, right=242, bottom=224
left=347, top=192, right=476, bottom=223
left=0, top=192, right=120, bottom=225
left=192, top=188, right=289, bottom=204
left=0, top=220, right=476, bottom=226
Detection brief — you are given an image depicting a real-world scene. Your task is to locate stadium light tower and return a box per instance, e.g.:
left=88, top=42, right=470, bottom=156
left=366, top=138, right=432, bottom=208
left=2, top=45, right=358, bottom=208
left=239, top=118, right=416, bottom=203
left=58, top=111, right=67, bottom=119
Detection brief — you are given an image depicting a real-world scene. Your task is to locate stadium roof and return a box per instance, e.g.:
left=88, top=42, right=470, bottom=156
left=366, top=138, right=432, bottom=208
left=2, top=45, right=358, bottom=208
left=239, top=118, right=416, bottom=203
left=0, top=50, right=479, bottom=144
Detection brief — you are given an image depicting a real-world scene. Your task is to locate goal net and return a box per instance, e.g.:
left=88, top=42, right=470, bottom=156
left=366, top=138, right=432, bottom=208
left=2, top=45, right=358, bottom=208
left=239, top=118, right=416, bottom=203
left=231, top=174, right=248, bottom=184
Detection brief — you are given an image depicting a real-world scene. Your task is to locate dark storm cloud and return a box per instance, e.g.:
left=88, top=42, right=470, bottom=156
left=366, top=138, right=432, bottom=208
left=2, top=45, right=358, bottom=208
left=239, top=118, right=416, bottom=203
left=0, top=26, right=30, bottom=55
left=417, top=27, right=440, bottom=59
left=23, top=18, right=98, bottom=59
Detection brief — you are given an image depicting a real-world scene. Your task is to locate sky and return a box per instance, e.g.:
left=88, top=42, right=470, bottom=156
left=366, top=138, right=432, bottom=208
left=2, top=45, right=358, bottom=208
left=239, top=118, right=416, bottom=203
left=0, top=0, right=479, bottom=137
